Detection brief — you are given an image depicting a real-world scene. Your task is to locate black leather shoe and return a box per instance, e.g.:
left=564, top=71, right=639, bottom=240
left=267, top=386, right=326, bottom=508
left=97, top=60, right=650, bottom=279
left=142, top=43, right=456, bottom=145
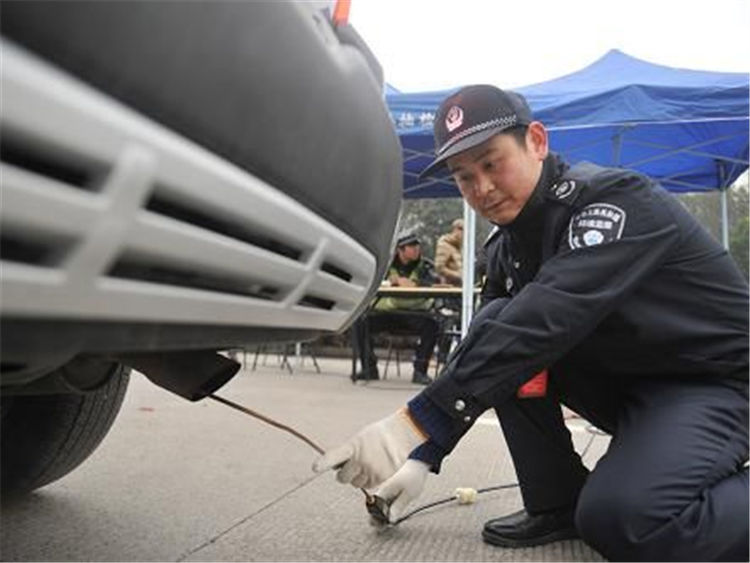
left=351, top=367, right=379, bottom=382
left=482, top=507, right=578, bottom=548
left=411, top=371, right=432, bottom=385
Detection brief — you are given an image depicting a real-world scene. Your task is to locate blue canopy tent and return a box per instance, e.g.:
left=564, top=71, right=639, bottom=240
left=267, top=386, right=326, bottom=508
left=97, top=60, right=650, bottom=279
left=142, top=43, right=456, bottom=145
left=388, top=49, right=749, bottom=199
left=386, top=50, right=749, bottom=331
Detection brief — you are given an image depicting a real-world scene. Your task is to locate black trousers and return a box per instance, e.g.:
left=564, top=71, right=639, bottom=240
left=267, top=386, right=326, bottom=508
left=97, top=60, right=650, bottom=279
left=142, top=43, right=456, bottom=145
left=496, top=365, right=749, bottom=561
left=354, top=311, right=439, bottom=373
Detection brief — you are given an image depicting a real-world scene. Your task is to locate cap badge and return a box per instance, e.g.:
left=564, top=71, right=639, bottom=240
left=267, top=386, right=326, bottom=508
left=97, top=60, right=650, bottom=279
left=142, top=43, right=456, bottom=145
left=553, top=180, right=576, bottom=199
left=445, top=105, right=464, bottom=132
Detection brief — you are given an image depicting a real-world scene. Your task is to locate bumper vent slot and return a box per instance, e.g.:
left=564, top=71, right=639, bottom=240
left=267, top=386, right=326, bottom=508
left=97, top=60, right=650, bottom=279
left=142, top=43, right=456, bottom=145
left=298, top=295, right=335, bottom=310
left=108, top=257, right=281, bottom=301
left=0, top=136, right=103, bottom=192
left=146, top=194, right=302, bottom=261
left=0, top=231, right=73, bottom=266
left=321, top=261, right=353, bottom=282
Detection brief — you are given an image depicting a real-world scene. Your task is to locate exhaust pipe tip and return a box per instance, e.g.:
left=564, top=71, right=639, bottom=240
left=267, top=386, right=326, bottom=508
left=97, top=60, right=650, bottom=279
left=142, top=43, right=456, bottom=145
left=119, top=351, right=241, bottom=401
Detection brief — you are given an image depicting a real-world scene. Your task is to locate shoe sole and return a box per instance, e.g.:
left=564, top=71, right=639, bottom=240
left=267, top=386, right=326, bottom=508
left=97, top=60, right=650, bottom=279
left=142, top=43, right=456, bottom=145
left=482, top=526, right=579, bottom=548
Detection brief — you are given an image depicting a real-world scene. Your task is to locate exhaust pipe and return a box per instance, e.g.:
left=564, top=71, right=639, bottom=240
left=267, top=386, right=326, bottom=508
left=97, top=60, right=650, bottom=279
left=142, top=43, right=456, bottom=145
left=120, top=351, right=241, bottom=401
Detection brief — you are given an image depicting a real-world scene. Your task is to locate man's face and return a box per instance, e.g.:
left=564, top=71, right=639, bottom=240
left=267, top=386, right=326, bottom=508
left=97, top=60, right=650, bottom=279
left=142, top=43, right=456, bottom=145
left=397, top=242, right=421, bottom=263
left=446, top=123, right=548, bottom=225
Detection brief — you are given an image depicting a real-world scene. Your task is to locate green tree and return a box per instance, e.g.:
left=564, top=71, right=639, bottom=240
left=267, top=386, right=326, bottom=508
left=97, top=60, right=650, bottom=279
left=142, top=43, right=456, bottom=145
left=400, top=198, right=495, bottom=267
left=730, top=214, right=749, bottom=279
left=403, top=172, right=749, bottom=281
left=728, top=179, right=749, bottom=280
left=400, top=198, right=463, bottom=260
left=677, top=174, right=749, bottom=280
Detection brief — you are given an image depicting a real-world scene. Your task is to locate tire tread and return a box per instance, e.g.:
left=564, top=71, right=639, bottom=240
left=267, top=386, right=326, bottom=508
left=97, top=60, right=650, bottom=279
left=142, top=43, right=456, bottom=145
left=1, top=364, right=130, bottom=494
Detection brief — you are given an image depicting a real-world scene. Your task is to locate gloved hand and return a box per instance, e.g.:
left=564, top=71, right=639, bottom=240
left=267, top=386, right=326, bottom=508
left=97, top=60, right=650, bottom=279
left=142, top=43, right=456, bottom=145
left=312, top=407, right=427, bottom=489
left=373, top=459, right=430, bottom=524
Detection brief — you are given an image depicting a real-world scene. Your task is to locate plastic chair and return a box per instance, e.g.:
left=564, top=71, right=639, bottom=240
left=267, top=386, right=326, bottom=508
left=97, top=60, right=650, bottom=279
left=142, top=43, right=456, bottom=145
left=280, top=342, right=321, bottom=374
left=251, top=343, right=291, bottom=373
left=381, top=333, right=419, bottom=379
left=434, top=328, right=462, bottom=376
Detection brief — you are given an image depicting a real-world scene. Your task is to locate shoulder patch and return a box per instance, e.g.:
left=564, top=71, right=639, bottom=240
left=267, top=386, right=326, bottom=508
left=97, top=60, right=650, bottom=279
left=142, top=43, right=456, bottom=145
left=568, top=203, right=626, bottom=250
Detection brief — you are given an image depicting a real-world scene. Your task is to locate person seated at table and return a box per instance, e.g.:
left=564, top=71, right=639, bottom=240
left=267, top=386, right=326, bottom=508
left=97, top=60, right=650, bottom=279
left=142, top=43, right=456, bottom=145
left=435, top=218, right=463, bottom=286
left=434, top=218, right=465, bottom=362
left=353, top=229, right=439, bottom=385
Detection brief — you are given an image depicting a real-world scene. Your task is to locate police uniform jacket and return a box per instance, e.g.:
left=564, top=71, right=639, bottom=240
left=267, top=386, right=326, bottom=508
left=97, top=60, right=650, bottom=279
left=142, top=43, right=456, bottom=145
left=407, top=153, right=749, bottom=470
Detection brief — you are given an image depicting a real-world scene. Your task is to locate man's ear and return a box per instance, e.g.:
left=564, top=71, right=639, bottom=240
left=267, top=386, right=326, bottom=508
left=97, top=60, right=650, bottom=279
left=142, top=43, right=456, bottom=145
left=527, top=121, right=549, bottom=160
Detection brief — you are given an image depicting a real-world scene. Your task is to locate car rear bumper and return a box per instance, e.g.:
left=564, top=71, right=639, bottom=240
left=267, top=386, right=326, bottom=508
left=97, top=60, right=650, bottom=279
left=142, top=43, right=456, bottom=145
left=0, top=2, right=402, bottom=371
left=1, top=39, right=380, bottom=331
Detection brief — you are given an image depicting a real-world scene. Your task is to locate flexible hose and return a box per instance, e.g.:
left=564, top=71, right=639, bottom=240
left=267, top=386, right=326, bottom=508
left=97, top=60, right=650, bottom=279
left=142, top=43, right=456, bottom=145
left=208, top=394, right=375, bottom=505
left=207, top=393, right=600, bottom=526
left=209, top=394, right=325, bottom=454
left=392, top=429, right=598, bottom=525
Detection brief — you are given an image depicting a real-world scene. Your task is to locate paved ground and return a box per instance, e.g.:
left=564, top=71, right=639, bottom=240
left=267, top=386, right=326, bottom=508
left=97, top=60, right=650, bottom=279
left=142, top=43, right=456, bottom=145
left=1, top=356, right=608, bottom=562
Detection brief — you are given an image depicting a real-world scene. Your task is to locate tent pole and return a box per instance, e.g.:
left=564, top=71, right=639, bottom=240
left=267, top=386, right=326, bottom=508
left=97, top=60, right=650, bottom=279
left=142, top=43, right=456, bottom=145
left=718, top=161, right=729, bottom=250
left=612, top=131, right=623, bottom=167
left=720, top=188, right=729, bottom=250
left=461, top=201, right=476, bottom=337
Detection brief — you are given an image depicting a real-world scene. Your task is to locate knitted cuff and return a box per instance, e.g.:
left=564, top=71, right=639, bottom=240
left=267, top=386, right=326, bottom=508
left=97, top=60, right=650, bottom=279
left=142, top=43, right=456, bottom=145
left=407, top=392, right=455, bottom=448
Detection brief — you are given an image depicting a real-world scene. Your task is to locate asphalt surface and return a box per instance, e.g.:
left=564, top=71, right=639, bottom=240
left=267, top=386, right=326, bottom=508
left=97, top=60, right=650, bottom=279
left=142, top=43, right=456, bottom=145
left=1, top=356, right=608, bottom=561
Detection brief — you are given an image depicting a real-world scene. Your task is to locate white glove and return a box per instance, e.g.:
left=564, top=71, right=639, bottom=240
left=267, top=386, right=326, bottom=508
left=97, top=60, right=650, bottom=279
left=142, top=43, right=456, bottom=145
left=312, top=407, right=427, bottom=490
left=373, top=459, right=430, bottom=524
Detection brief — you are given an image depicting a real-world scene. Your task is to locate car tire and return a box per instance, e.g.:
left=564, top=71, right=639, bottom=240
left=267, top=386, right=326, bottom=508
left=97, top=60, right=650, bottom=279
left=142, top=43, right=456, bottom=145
left=1, top=363, right=130, bottom=495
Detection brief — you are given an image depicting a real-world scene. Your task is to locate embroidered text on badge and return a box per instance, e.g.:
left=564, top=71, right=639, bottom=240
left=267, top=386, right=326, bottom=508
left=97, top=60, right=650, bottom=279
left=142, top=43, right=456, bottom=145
left=568, top=203, right=626, bottom=249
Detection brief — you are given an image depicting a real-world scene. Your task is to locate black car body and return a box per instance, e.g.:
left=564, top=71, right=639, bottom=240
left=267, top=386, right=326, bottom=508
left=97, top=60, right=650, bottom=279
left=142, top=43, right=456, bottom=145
left=0, top=1, right=402, bottom=493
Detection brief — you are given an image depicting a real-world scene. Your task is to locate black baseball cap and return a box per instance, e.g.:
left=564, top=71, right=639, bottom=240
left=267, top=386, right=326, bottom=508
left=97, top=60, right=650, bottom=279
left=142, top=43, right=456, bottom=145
left=419, top=85, right=533, bottom=179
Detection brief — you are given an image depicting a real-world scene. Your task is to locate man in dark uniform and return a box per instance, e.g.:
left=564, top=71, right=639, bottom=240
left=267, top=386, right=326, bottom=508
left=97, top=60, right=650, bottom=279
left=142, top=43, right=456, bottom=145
left=315, top=85, right=749, bottom=561
left=352, top=229, right=439, bottom=385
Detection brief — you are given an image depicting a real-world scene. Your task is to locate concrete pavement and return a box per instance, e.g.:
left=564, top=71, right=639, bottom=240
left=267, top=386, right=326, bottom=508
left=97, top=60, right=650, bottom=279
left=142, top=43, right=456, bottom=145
left=1, top=357, right=608, bottom=561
